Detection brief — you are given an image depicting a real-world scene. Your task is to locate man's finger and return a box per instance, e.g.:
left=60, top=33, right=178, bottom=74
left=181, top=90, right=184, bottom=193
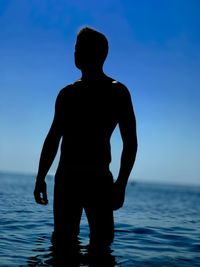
left=34, top=190, right=48, bottom=205
left=41, top=192, right=48, bottom=204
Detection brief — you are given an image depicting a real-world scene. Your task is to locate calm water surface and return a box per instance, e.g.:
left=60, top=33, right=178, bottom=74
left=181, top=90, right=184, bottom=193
left=0, top=172, right=200, bottom=266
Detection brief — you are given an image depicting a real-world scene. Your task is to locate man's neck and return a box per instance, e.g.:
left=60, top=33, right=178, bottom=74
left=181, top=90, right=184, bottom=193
left=81, top=68, right=107, bottom=82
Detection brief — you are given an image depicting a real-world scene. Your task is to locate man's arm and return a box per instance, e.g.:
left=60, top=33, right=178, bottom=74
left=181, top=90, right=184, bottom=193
left=34, top=92, right=63, bottom=205
left=113, top=86, right=138, bottom=210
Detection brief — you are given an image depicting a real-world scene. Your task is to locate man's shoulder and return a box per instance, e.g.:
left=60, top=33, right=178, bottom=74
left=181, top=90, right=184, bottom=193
left=57, top=79, right=130, bottom=96
left=55, top=84, right=75, bottom=106
left=60, top=83, right=75, bottom=93
left=111, top=80, right=126, bottom=88
left=57, top=82, right=79, bottom=97
left=111, top=80, right=130, bottom=97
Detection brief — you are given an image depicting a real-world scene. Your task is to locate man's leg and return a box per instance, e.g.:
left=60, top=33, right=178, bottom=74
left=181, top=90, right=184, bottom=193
left=53, top=173, right=83, bottom=248
left=84, top=171, right=114, bottom=250
left=85, top=203, right=114, bottom=250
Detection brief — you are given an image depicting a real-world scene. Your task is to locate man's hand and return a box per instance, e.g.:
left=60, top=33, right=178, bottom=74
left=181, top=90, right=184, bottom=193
left=34, top=180, right=48, bottom=205
left=112, top=181, right=126, bottom=211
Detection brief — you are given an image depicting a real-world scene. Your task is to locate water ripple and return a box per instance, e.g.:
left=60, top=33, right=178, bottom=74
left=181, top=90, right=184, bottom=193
left=0, top=174, right=200, bottom=266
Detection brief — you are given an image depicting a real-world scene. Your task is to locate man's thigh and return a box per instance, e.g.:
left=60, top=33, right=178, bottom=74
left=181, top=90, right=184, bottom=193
left=53, top=172, right=83, bottom=243
left=84, top=171, right=114, bottom=247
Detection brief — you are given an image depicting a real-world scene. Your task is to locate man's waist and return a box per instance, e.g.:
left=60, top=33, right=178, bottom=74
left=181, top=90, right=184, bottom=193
left=58, top=160, right=110, bottom=172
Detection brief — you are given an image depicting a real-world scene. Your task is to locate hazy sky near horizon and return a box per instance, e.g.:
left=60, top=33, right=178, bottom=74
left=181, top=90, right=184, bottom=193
left=0, top=0, right=200, bottom=185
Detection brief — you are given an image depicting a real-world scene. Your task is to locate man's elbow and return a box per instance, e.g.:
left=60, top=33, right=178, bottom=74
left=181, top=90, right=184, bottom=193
left=123, top=139, right=138, bottom=155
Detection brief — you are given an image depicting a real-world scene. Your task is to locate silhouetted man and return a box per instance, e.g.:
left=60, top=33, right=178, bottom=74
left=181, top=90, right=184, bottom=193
left=34, top=27, right=137, bottom=252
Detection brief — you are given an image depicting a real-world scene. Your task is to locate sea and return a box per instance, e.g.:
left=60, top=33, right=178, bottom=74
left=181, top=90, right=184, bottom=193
left=0, top=172, right=200, bottom=267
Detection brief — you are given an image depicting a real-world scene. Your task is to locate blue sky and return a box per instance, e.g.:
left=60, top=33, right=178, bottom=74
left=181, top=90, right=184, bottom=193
left=0, top=0, right=200, bottom=185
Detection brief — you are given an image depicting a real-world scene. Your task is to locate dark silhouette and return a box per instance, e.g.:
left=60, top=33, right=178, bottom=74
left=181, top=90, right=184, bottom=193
left=34, top=27, right=137, bottom=255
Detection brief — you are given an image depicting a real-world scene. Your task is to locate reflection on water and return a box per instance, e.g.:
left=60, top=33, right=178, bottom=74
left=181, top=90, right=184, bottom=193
left=27, top=234, right=116, bottom=267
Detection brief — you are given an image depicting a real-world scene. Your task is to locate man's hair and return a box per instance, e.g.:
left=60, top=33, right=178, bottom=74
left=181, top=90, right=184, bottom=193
left=76, top=27, right=109, bottom=67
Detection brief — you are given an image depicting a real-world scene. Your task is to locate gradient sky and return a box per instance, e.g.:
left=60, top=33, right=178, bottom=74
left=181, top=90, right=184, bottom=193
left=0, top=0, right=200, bottom=185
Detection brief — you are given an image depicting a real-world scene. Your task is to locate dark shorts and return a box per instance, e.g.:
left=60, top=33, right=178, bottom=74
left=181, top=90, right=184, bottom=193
left=53, top=167, right=114, bottom=248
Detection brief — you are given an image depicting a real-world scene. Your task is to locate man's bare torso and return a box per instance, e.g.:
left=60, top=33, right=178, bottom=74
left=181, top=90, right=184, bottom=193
left=56, top=77, right=128, bottom=168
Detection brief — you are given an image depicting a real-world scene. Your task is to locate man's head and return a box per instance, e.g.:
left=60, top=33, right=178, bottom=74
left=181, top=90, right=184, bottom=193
left=75, top=27, right=109, bottom=71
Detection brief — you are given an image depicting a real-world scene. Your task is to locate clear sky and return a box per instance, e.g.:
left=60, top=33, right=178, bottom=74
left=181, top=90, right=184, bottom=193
left=0, top=0, right=200, bottom=185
